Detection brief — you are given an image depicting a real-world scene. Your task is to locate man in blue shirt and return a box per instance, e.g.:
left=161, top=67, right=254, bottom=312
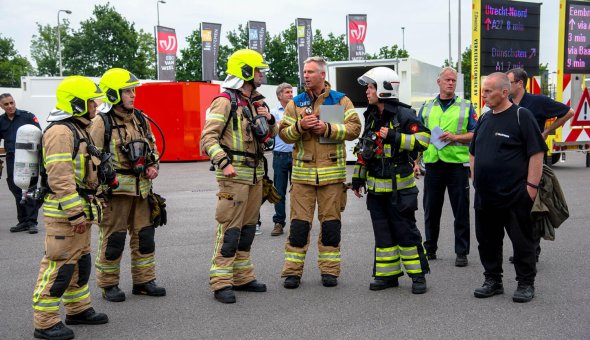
left=270, top=83, right=294, bottom=236
left=0, top=93, right=42, bottom=234
left=506, top=68, right=574, bottom=263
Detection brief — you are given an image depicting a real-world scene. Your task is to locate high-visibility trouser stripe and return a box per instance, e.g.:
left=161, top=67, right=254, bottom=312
left=403, top=260, right=423, bottom=274
left=285, top=252, right=306, bottom=263
left=318, top=252, right=341, bottom=262
left=32, top=298, right=61, bottom=311
left=207, top=144, right=224, bottom=158
left=62, top=285, right=90, bottom=304
left=399, top=246, right=419, bottom=259
left=32, top=260, right=58, bottom=309
left=95, top=262, right=120, bottom=273
left=233, top=260, right=253, bottom=270
left=375, top=262, right=403, bottom=276
left=400, top=134, right=415, bottom=151
left=414, top=132, right=431, bottom=148
left=376, top=246, right=400, bottom=262
left=45, top=153, right=72, bottom=164
left=210, top=268, right=233, bottom=277
left=132, top=256, right=155, bottom=268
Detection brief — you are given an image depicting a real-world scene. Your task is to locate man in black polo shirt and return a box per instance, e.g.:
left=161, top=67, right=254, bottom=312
left=470, top=72, right=547, bottom=303
left=506, top=68, right=574, bottom=262
left=0, top=93, right=41, bottom=234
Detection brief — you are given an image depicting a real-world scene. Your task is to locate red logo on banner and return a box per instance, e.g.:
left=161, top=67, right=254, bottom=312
left=157, top=32, right=177, bottom=53
left=348, top=21, right=367, bottom=43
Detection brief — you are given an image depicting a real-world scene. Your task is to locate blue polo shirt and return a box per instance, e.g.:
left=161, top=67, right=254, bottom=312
left=517, top=92, right=570, bottom=131
left=271, top=106, right=293, bottom=153
left=0, top=109, right=41, bottom=153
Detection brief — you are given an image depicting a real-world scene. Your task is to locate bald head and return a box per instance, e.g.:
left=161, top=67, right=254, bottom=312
left=482, top=72, right=511, bottom=111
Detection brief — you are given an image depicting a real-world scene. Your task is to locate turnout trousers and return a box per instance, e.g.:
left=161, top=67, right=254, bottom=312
left=281, top=182, right=347, bottom=278
left=209, top=180, right=262, bottom=291
left=32, top=217, right=93, bottom=329
left=95, top=195, right=156, bottom=287
left=475, top=189, right=537, bottom=284
left=423, top=161, right=470, bottom=256
left=367, top=190, right=429, bottom=279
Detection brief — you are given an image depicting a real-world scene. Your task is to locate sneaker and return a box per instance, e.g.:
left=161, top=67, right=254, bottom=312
left=10, top=222, right=30, bottom=233
left=132, top=280, right=166, bottom=296
left=321, top=274, right=338, bottom=287
left=271, top=223, right=284, bottom=236
left=255, top=222, right=263, bottom=235
left=28, top=224, right=39, bottom=234
left=426, top=252, right=437, bottom=260
left=214, top=286, right=236, bottom=304
left=369, top=278, right=399, bottom=291
left=102, top=285, right=126, bottom=302
left=233, top=280, right=267, bottom=292
left=411, top=276, right=427, bottom=294
left=65, top=307, right=109, bottom=325
left=474, top=277, right=504, bottom=298
left=455, top=254, right=468, bottom=267
left=34, top=322, right=74, bottom=340
left=513, top=283, right=535, bottom=303
left=283, top=276, right=301, bottom=289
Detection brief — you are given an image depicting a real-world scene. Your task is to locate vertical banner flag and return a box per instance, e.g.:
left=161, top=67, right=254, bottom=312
left=201, top=22, right=222, bottom=81
left=347, top=14, right=367, bottom=60
left=295, top=18, right=312, bottom=89
left=155, top=26, right=178, bottom=81
left=247, top=21, right=267, bottom=83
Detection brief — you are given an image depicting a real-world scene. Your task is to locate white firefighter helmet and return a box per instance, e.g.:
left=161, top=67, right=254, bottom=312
left=357, top=67, right=400, bottom=100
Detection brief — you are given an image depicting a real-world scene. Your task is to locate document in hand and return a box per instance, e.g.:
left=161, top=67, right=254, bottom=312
left=431, top=126, right=451, bottom=150
left=319, top=105, right=344, bottom=144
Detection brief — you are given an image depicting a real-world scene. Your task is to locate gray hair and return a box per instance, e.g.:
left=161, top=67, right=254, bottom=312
left=506, top=68, right=529, bottom=87
left=304, top=56, right=327, bottom=72
left=0, top=93, right=13, bottom=100
left=487, top=72, right=511, bottom=91
left=276, top=83, right=293, bottom=98
left=438, top=67, right=457, bottom=79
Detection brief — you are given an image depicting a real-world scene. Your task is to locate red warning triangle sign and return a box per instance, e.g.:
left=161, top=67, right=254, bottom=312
left=571, top=87, right=590, bottom=127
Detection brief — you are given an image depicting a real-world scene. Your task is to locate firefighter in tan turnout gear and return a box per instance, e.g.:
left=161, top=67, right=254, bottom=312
left=32, top=76, right=109, bottom=340
left=279, top=56, right=361, bottom=289
left=201, top=49, right=278, bottom=304
left=90, top=68, right=166, bottom=302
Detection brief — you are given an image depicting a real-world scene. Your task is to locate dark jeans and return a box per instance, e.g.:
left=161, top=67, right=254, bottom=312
left=6, top=152, right=39, bottom=226
left=475, top=188, right=537, bottom=284
left=423, top=161, right=470, bottom=256
left=272, top=151, right=292, bottom=226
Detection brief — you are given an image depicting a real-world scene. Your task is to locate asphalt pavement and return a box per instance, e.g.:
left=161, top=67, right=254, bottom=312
left=1, top=152, right=589, bottom=339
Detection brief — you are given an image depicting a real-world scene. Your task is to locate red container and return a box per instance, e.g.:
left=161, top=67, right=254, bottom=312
left=135, top=82, right=220, bottom=161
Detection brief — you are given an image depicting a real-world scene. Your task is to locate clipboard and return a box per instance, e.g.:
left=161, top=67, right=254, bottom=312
left=319, top=105, right=344, bottom=144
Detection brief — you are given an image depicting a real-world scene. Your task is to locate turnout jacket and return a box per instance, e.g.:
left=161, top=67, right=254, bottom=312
left=353, top=101, right=431, bottom=193
left=90, top=108, right=159, bottom=198
left=279, top=81, right=361, bottom=186
left=200, top=89, right=278, bottom=184
left=42, top=116, right=101, bottom=225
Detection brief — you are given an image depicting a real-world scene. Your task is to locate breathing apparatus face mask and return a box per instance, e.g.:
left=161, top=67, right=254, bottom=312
left=121, top=139, right=151, bottom=175
left=243, top=106, right=274, bottom=149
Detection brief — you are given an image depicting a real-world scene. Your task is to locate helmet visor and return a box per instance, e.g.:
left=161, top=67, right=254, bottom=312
left=357, top=75, right=376, bottom=86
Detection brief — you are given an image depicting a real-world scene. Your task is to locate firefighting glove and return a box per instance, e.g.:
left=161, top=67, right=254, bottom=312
left=351, top=178, right=365, bottom=192
left=148, top=191, right=168, bottom=227
left=262, top=176, right=282, bottom=204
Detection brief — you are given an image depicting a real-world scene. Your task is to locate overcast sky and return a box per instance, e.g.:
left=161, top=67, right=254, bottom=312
left=0, top=0, right=560, bottom=73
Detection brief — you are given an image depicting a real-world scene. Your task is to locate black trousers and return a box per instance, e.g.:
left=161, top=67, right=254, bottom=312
left=475, top=189, right=536, bottom=284
left=5, top=152, right=39, bottom=226
left=423, top=161, right=470, bottom=256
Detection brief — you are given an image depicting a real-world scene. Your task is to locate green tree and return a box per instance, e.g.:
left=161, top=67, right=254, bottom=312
left=62, top=3, right=154, bottom=78
left=30, top=21, right=71, bottom=76
left=217, top=24, right=249, bottom=80
left=176, top=29, right=202, bottom=81
left=0, top=35, right=33, bottom=87
left=367, top=44, right=409, bottom=59
left=265, top=24, right=298, bottom=86
left=312, top=31, right=348, bottom=61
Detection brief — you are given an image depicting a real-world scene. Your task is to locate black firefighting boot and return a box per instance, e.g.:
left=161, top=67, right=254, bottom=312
left=214, top=286, right=236, bottom=304
left=512, top=283, right=535, bottom=303
left=102, top=285, right=126, bottom=302
left=233, top=280, right=267, bottom=292
left=283, top=276, right=301, bottom=289
left=474, top=277, right=504, bottom=298
left=411, top=276, right=427, bottom=294
left=369, top=277, right=399, bottom=291
left=321, top=274, right=338, bottom=287
left=132, top=280, right=166, bottom=296
left=65, top=307, right=109, bottom=325
left=34, top=321, right=74, bottom=340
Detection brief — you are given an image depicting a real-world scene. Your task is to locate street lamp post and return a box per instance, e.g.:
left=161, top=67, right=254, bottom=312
left=401, top=27, right=405, bottom=51
left=157, top=0, right=166, bottom=27
left=57, top=9, right=72, bottom=77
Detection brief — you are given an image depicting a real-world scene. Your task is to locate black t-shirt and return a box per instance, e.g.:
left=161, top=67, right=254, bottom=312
left=518, top=92, right=570, bottom=131
left=469, top=104, right=547, bottom=209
